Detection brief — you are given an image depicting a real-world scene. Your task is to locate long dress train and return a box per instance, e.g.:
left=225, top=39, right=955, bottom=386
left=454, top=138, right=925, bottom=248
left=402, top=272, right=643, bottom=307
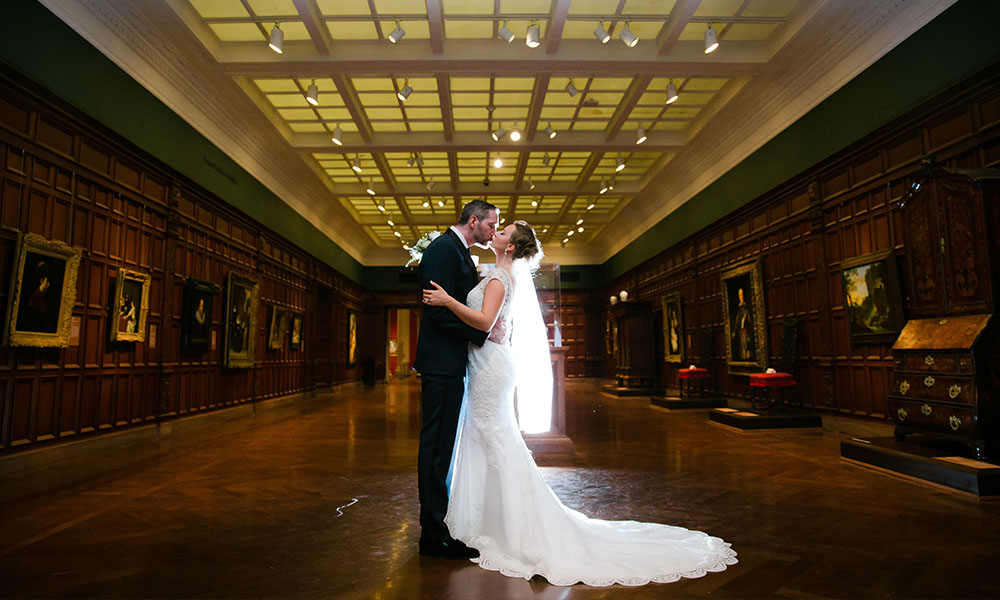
left=444, top=267, right=737, bottom=587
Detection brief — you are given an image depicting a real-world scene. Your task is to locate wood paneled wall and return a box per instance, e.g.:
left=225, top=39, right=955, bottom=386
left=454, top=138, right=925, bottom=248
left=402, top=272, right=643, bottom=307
left=596, top=69, right=1000, bottom=418
left=0, top=67, right=366, bottom=453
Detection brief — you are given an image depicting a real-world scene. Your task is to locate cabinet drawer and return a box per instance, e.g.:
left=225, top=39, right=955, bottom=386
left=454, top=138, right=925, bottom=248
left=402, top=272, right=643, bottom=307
left=891, top=373, right=975, bottom=405
left=888, top=398, right=979, bottom=437
left=895, top=352, right=972, bottom=374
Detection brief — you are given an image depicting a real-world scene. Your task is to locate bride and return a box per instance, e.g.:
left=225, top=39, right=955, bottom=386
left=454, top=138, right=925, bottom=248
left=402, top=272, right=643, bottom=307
left=422, top=220, right=737, bottom=587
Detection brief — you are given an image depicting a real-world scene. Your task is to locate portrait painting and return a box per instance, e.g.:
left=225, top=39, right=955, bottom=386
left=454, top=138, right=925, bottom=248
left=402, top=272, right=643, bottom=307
left=268, top=306, right=288, bottom=351
left=224, top=272, right=259, bottom=368
left=840, top=250, right=904, bottom=344
left=289, top=313, right=303, bottom=350
left=720, top=261, right=768, bottom=374
left=111, top=268, right=151, bottom=342
left=4, top=233, right=82, bottom=347
left=181, top=278, right=215, bottom=354
left=347, top=309, right=357, bottom=366
left=661, top=292, right=684, bottom=363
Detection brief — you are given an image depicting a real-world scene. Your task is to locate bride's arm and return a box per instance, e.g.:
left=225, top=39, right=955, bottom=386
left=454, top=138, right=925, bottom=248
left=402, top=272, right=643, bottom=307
left=424, top=279, right=504, bottom=333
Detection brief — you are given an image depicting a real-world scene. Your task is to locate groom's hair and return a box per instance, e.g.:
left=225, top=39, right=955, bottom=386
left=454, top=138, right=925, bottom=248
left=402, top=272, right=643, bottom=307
left=458, top=199, right=498, bottom=225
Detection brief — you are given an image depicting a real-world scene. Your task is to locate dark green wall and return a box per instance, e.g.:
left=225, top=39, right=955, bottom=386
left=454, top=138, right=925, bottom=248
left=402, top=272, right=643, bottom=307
left=601, top=0, right=1000, bottom=283
left=0, top=0, right=364, bottom=283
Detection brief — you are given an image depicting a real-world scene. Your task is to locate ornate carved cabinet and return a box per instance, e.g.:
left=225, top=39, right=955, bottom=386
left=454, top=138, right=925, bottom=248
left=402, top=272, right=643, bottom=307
left=894, top=162, right=1000, bottom=458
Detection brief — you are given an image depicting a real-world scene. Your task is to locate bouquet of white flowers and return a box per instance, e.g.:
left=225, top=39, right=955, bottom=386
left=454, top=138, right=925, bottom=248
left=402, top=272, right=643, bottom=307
left=405, top=231, right=441, bottom=267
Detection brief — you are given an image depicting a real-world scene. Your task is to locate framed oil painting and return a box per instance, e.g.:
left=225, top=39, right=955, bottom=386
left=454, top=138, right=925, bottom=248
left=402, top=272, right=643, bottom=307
left=840, top=250, right=904, bottom=344
left=720, top=260, right=768, bottom=374
left=268, top=306, right=288, bottom=351
left=4, top=233, right=82, bottom=348
left=181, top=277, right=214, bottom=354
left=347, top=309, right=357, bottom=366
left=289, top=313, right=303, bottom=350
left=111, top=268, right=151, bottom=342
left=224, top=272, right=258, bottom=368
left=662, top=292, right=684, bottom=363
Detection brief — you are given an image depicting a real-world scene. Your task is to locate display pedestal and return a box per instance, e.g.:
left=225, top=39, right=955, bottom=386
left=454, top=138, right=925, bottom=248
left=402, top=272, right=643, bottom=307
left=652, top=394, right=727, bottom=410
left=841, top=436, right=1000, bottom=496
left=709, top=407, right=822, bottom=430
left=522, top=347, right=574, bottom=457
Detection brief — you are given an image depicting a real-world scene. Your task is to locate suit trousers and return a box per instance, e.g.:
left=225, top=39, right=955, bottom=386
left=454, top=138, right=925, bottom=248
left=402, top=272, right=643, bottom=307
left=417, top=373, right=466, bottom=543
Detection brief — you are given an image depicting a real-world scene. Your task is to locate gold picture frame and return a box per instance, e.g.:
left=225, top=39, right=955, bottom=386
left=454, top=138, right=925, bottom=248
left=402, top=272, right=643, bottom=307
left=4, top=233, right=82, bottom=348
left=223, top=272, right=259, bottom=369
left=267, top=305, right=288, bottom=351
left=110, top=268, right=151, bottom=342
left=720, top=260, right=768, bottom=374
left=662, top=292, right=684, bottom=363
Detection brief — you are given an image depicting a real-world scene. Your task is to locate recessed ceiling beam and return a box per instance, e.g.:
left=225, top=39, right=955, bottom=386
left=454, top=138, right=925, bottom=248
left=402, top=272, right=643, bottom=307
left=291, top=0, right=332, bottom=56
left=656, top=0, right=701, bottom=56
left=605, top=74, right=653, bottom=140
left=426, top=0, right=445, bottom=54
left=524, top=74, right=550, bottom=142
left=436, top=74, right=454, bottom=141
left=331, top=74, right=373, bottom=143
left=546, top=0, right=572, bottom=55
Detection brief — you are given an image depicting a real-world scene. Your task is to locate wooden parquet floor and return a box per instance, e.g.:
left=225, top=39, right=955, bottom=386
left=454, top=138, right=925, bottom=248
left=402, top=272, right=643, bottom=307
left=2, top=379, right=999, bottom=599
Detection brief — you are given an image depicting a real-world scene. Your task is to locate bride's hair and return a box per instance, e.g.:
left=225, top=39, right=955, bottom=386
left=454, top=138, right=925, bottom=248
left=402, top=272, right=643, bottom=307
left=510, top=220, right=543, bottom=269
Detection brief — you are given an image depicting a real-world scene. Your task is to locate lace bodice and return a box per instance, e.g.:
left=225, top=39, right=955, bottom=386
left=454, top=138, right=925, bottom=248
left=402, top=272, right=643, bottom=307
left=466, top=267, right=513, bottom=345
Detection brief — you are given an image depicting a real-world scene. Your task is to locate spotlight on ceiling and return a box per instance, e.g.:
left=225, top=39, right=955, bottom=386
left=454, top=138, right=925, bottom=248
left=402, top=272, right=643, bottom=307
left=576, top=218, right=584, bottom=225
left=586, top=202, right=595, bottom=210
left=438, top=199, right=445, bottom=207
left=394, top=231, right=402, bottom=237
left=407, top=153, right=416, bottom=167
left=352, top=155, right=362, bottom=173
left=388, top=21, right=406, bottom=43
left=509, top=125, right=521, bottom=142
left=377, top=202, right=386, bottom=212
left=565, top=78, right=578, bottom=98
left=491, top=123, right=508, bottom=142
left=544, top=123, right=557, bottom=139
left=416, top=153, right=424, bottom=167
left=306, top=80, right=319, bottom=106
left=542, top=152, right=551, bottom=167
left=594, top=21, right=610, bottom=43
left=426, top=179, right=435, bottom=191
left=615, top=155, right=626, bottom=172
left=619, top=22, right=638, bottom=47
left=497, top=20, right=515, bottom=43
left=635, top=124, right=647, bottom=145
left=528, top=177, right=536, bottom=190
left=422, top=199, right=430, bottom=208
left=705, top=24, right=719, bottom=54
left=331, top=124, right=343, bottom=146
left=492, top=155, right=504, bottom=168
left=531, top=199, right=538, bottom=207
left=608, top=179, right=615, bottom=191
left=599, top=180, right=609, bottom=194
left=397, top=79, right=413, bottom=101
left=578, top=226, right=584, bottom=232
left=666, top=80, right=678, bottom=104
left=387, top=219, right=394, bottom=227
left=366, top=179, right=375, bottom=195
left=268, top=23, right=283, bottom=54
left=526, top=21, right=540, bottom=48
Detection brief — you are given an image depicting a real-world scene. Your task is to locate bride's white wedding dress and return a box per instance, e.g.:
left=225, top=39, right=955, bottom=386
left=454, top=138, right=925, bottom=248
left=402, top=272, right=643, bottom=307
left=445, top=267, right=737, bottom=587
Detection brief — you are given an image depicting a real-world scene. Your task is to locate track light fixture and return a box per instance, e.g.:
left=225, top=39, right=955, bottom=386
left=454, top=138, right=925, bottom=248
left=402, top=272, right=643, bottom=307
left=388, top=21, right=406, bottom=43
left=578, top=226, right=584, bottom=232
left=422, top=199, right=430, bottom=208
left=565, top=78, right=578, bottom=98
left=542, top=152, right=551, bottom=167
left=526, top=20, right=540, bottom=48
left=331, top=124, right=343, bottom=146
left=666, top=80, right=678, bottom=104
left=586, top=201, right=595, bottom=210
left=268, top=23, right=283, bottom=54
left=705, top=24, right=719, bottom=54
left=509, top=125, right=521, bottom=142
left=306, top=80, right=319, bottom=106
left=635, top=124, right=647, bottom=145
left=594, top=21, right=611, bottom=44
left=619, top=22, right=638, bottom=47
left=491, top=123, right=508, bottom=142
left=387, top=219, right=394, bottom=227
left=544, top=123, right=557, bottom=139
left=437, top=199, right=445, bottom=207
left=492, top=155, right=504, bottom=168
left=531, top=199, right=538, bottom=207
left=377, top=202, right=385, bottom=212
left=576, top=218, right=584, bottom=225
left=567, top=229, right=575, bottom=237
left=366, top=179, right=375, bottom=195
left=497, top=20, right=515, bottom=43
left=416, top=153, right=424, bottom=167
left=426, top=178, right=435, bottom=191
left=528, top=177, right=535, bottom=190
left=394, top=231, right=402, bottom=238
left=407, top=153, right=416, bottom=167
left=599, top=180, right=609, bottom=194
left=352, top=155, right=362, bottom=173
left=397, top=79, right=413, bottom=101
left=608, top=179, right=615, bottom=191
left=615, top=155, right=626, bottom=172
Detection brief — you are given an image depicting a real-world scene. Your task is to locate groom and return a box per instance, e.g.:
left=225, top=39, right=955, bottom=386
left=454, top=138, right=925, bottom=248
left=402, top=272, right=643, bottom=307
left=413, top=199, right=498, bottom=559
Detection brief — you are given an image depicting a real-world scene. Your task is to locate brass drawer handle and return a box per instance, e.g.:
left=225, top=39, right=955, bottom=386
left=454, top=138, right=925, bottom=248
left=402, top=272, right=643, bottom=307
left=923, top=376, right=935, bottom=387
left=897, top=408, right=908, bottom=422
left=949, top=415, right=961, bottom=431
left=921, top=403, right=932, bottom=416
left=948, top=384, right=962, bottom=399
left=899, top=380, right=910, bottom=395
left=924, top=355, right=935, bottom=366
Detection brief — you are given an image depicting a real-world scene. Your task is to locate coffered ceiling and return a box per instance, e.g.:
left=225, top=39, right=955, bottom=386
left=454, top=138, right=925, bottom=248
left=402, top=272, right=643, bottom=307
left=41, top=0, right=955, bottom=266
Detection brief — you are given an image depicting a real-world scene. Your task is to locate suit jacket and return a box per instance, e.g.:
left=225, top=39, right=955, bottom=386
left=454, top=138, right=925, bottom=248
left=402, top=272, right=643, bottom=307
left=413, top=229, right=489, bottom=376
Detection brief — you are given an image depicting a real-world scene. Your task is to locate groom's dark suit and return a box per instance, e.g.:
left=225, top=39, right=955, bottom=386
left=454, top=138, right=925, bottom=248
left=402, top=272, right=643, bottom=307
left=413, top=228, right=489, bottom=547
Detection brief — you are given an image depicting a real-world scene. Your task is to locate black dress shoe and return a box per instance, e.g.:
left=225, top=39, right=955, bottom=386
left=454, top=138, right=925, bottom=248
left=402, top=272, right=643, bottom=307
left=418, top=538, right=480, bottom=560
